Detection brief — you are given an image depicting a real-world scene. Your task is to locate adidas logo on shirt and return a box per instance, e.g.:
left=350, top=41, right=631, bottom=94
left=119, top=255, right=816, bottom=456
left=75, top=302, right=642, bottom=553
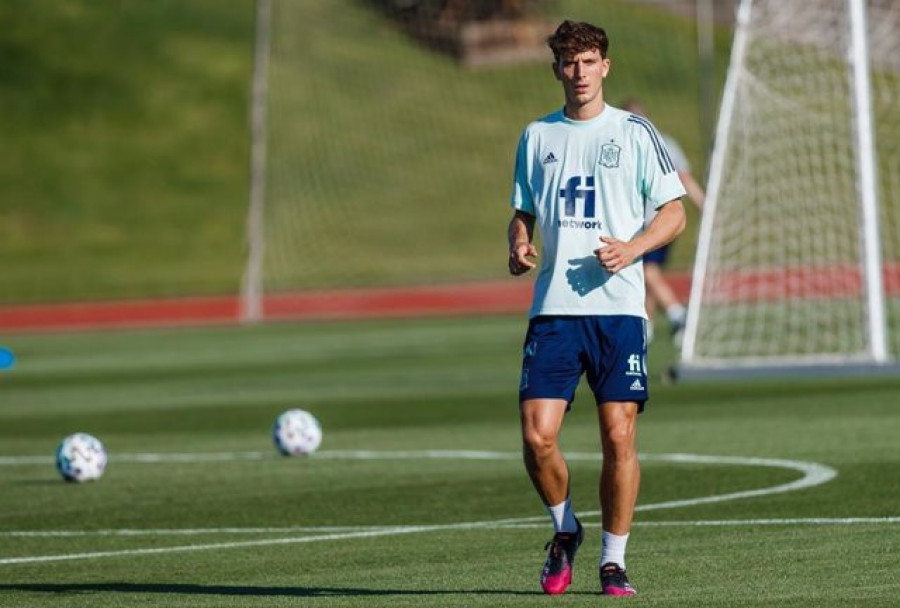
left=630, top=379, right=644, bottom=391
left=542, top=152, right=558, bottom=165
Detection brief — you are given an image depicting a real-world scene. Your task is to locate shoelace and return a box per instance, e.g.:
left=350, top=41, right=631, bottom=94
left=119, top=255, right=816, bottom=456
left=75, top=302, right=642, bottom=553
left=544, top=531, right=576, bottom=554
left=600, top=565, right=629, bottom=585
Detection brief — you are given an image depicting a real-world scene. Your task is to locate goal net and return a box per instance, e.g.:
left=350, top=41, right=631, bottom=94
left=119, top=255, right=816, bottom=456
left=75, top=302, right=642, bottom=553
left=239, top=0, right=714, bottom=321
left=680, top=0, right=900, bottom=378
left=240, top=1, right=559, bottom=320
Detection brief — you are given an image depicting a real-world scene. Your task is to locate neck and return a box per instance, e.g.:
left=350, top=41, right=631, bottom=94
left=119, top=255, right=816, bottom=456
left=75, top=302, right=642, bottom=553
left=564, top=96, right=605, bottom=121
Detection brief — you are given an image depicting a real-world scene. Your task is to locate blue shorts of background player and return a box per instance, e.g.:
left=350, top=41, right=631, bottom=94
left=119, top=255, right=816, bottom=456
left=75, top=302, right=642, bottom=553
left=643, top=243, right=669, bottom=266
left=519, top=315, right=648, bottom=412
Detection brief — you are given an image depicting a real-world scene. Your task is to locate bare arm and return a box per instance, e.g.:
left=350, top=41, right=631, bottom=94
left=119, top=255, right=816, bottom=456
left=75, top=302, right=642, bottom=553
left=679, top=171, right=706, bottom=211
left=507, top=210, right=537, bottom=275
left=595, top=199, right=686, bottom=273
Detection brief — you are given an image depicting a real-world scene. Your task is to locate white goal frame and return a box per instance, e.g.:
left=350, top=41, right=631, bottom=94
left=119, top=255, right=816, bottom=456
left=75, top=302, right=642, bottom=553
left=240, top=0, right=271, bottom=324
left=679, top=0, right=899, bottom=379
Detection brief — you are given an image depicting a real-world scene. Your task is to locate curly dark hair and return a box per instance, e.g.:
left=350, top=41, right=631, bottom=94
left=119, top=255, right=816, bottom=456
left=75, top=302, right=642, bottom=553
left=546, top=20, right=609, bottom=63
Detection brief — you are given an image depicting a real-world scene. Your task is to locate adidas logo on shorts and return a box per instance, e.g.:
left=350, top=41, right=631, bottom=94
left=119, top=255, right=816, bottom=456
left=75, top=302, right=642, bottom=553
left=630, top=379, right=644, bottom=391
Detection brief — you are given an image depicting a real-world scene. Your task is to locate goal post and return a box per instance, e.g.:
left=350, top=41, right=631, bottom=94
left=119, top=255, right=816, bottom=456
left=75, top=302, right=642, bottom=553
left=241, top=0, right=271, bottom=324
left=679, top=0, right=900, bottom=379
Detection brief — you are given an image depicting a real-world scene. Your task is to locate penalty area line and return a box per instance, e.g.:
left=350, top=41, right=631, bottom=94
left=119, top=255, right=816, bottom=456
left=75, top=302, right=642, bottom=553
left=0, top=520, right=507, bottom=566
left=0, top=450, right=841, bottom=566
left=5, top=517, right=900, bottom=539
left=0, top=526, right=430, bottom=566
left=3, top=517, right=900, bottom=566
left=501, top=517, right=900, bottom=528
left=0, top=526, right=385, bottom=538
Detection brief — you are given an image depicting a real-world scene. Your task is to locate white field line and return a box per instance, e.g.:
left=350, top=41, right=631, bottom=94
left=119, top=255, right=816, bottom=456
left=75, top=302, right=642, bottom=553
left=6, top=517, right=900, bottom=539
left=1, top=526, right=384, bottom=537
left=636, top=517, right=900, bottom=526
left=0, top=450, right=843, bottom=566
left=7, top=515, right=900, bottom=567
left=634, top=453, right=837, bottom=513
left=0, top=526, right=436, bottom=566
left=0, top=449, right=836, bottom=518
left=4, top=516, right=899, bottom=566
left=0, top=452, right=272, bottom=465
left=504, top=517, right=900, bottom=528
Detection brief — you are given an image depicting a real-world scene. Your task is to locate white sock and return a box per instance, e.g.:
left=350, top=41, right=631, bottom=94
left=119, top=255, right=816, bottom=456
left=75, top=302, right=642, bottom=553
left=600, top=529, right=630, bottom=570
left=666, top=304, right=687, bottom=325
left=546, top=498, right=579, bottom=534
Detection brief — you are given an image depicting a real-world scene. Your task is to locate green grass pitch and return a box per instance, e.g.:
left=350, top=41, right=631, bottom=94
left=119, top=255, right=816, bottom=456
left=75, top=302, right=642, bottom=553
left=1, top=316, right=899, bottom=607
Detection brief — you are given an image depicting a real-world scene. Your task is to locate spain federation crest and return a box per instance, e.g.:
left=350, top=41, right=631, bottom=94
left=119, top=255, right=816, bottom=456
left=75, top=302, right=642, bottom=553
left=599, top=143, right=621, bottom=168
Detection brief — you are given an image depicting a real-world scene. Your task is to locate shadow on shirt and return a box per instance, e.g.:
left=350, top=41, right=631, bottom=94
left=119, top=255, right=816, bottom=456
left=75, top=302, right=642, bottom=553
left=566, top=255, right=611, bottom=296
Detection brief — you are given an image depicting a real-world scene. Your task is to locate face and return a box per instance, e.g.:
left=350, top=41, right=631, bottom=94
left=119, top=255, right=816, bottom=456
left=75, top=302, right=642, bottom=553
left=553, top=48, right=610, bottom=113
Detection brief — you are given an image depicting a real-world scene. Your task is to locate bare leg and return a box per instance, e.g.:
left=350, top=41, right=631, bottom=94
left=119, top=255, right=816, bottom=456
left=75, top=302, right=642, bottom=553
left=524, top=398, right=583, bottom=595
left=521, top=398, right=570, bottom=506
left=597, top=401, right=640, bottom=534
left=644, top=262, right=681, bottom=313
left=643, top=264, right=659, bottom=322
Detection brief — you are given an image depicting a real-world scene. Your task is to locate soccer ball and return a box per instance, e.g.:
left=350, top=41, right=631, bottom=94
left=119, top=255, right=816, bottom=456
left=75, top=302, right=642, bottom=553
left=272, top=409, right=322, bottom=456
left=55, top=433, right=107, bottom=482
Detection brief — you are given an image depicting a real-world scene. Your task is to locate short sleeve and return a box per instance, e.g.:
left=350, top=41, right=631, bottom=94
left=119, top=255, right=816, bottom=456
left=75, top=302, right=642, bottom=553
left=510, top=131, right=535, bottom=215
left=630, top=117, right=686, bottom=211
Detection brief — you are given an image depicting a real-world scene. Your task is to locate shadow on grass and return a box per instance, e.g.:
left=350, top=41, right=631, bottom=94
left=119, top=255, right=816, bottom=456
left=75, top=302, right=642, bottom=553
left=0, top=583, right=595, bottom=597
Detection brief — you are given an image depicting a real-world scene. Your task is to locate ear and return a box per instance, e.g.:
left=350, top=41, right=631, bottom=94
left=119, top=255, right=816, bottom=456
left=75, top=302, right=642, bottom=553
left=601, top=58, right=611, bottom=78
left=551, top=60, right=562, bottom=81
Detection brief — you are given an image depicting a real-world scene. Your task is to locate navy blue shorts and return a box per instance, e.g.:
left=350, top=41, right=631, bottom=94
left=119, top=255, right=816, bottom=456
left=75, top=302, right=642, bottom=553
left=643, top=244, right=670, bottom=266
left=519, top=315, right=648, bottom=411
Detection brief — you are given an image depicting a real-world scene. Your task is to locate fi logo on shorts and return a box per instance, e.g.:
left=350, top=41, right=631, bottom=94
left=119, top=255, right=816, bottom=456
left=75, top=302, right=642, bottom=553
left=627, top=354, right=646, bottom=391
left=625, top=353, right=646, bottom=378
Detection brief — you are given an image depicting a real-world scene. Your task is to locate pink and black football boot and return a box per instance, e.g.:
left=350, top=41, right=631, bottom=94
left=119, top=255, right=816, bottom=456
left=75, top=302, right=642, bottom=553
left=600, top=562, right=637, bottom=596
left=539, top=518, right=584, bottom=595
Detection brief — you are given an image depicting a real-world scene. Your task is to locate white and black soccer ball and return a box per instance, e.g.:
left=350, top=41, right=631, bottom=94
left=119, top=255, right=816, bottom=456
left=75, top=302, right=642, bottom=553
left=55, top=433, right=107, bottom=482
left=272, top=409, right=322, bottom=456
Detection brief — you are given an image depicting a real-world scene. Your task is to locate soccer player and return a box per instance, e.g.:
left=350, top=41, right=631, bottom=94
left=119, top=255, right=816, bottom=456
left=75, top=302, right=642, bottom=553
left=622, top=99, right=705, bottom=346
left=506, top=20, right=686, bottom=596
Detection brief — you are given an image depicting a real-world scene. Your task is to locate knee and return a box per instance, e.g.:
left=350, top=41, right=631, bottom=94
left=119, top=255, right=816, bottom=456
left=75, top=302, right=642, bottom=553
left=522, top=426, right=558, bottom=459
left=601, top=421, right=636, bottom=460
left=520, top=400, right=566, bottom=460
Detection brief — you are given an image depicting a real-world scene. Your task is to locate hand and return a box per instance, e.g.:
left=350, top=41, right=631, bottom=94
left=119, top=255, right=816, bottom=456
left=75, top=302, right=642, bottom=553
left=594, top=236, right=636, bottom=274
left=509, top=242, right=537, bottom=275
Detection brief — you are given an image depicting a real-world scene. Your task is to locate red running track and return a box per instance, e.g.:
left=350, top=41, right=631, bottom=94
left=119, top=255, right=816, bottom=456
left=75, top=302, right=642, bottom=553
left=6, top=266, right=899, bottom=333
left=0, top=279, right=628, bottom=332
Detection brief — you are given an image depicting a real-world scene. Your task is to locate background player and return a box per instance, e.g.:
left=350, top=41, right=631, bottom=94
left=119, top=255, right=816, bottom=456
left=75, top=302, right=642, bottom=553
left=622, top=98, right=705, bottom=345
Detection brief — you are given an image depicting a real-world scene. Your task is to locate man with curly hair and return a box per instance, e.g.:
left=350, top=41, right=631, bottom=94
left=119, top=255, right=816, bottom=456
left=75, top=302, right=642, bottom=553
left=507, top=19, right=686, bottom=597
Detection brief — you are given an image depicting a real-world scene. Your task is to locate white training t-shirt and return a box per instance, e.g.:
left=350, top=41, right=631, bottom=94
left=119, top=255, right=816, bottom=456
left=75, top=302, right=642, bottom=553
left=510, top=104, right=686, bottom=319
